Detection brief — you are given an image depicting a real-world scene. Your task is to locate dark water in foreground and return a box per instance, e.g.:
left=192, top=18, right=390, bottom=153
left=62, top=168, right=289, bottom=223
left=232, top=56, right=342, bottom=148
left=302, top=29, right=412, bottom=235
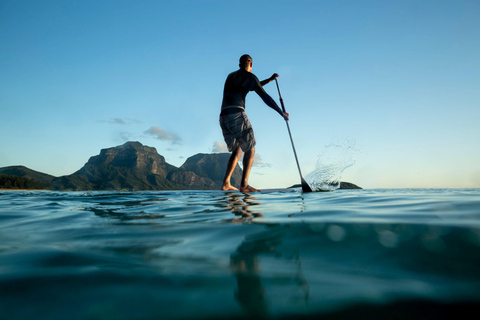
left=1, top=189, right=480, bottom=320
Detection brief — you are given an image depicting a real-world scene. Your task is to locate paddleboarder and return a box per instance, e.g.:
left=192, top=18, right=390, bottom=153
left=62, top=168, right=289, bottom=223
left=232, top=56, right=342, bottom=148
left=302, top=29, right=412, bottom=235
left=220, top=54, right=289, bottom=193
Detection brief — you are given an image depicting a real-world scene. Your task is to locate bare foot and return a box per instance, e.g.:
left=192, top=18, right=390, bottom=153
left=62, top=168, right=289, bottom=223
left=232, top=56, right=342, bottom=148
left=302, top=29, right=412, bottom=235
left=240, top=185, right=261, bottom=193
left=221, top=184, right=239, bottom=191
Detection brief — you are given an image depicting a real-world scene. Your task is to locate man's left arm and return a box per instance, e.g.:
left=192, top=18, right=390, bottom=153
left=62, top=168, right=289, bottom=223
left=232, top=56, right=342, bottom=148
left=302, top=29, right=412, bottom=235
left=260, top=73, right=279, bottom=86
left=252, top=77, right=289, bottom=120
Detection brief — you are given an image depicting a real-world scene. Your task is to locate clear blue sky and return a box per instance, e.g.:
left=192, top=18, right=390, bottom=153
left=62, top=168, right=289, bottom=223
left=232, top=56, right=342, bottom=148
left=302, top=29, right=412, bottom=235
left=1, top=0, right=479, bottom=189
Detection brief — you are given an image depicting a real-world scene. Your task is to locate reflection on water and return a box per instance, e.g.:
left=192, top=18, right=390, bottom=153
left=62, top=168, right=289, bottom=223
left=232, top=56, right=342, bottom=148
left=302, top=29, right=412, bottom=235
left=77, top=191, right=308, bottom=317
left=223, top=192, right=263, bottom=221
left=230, top=225, right=309, bottom=318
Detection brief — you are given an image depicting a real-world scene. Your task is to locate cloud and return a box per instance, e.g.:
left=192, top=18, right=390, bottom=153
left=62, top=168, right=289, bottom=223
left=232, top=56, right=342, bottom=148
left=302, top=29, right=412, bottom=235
left=144, top=126, right=182, bottom=144
left=99, top=118, right=143, bottom=125
left=118, top=131, right=134, bottom=142
left=253, top=154, right=272, bottom=168
left=211, top=141, right=228, bottom=153
left=211, top=141, right=271, bottom=167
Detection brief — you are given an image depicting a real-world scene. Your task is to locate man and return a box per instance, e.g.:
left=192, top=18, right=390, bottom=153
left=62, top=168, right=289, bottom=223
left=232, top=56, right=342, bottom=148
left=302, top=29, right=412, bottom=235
left=219, top=54, right=289, bottom=193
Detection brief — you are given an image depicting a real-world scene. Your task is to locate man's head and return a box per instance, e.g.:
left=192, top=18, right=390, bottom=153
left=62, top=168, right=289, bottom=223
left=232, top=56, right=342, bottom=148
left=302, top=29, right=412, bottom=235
left=239, top=54, right=252, bottom=72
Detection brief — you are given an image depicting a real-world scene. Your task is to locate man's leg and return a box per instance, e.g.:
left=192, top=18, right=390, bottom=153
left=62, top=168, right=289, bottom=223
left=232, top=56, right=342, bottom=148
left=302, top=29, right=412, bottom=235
left=240, top=147, right=260, bottom=193
left=221, top=146, right=242, bottom=191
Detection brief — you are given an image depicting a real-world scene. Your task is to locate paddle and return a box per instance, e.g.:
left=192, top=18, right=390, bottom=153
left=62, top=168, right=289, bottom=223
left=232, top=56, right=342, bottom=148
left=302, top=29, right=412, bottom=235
left=275, top=79, right=313, bottom=193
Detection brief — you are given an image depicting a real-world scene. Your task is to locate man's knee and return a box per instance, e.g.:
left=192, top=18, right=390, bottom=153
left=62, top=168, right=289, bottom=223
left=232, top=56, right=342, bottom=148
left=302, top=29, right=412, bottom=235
left=231, top=146, right=242, bottom=159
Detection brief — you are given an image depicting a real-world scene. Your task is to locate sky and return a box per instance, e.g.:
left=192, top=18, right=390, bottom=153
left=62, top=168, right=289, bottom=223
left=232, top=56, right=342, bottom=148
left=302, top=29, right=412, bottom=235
left=1, top=0, right=479, bottom=189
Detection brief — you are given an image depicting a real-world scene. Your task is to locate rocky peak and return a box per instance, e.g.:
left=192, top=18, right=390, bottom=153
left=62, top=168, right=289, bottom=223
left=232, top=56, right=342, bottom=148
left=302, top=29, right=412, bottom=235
left=87, top=141, right=166, bottom=174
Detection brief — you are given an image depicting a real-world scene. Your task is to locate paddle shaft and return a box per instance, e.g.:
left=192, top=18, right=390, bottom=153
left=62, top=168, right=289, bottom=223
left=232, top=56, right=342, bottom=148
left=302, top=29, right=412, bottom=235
left=275, top=79, right=311, bottom=191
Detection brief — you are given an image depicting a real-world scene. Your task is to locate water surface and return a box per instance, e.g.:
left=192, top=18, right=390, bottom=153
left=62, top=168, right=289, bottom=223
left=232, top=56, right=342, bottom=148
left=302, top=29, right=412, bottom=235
left=1, top=189, right=479, bottom=319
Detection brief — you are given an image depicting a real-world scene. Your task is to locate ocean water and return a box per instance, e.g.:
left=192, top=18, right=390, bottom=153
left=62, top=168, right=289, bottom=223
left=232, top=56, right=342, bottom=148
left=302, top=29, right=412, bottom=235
left=1, top=188, right=480, bottom=320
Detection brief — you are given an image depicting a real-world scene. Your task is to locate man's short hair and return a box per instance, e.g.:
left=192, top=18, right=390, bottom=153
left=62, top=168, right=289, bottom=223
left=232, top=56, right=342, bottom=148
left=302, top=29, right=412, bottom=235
left=239, top=54, right=252, bottom=66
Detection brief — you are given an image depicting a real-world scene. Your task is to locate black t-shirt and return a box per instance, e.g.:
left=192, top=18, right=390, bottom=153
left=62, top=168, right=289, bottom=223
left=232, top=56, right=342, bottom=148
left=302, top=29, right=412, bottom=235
left=220, top=69, right=283, bottom=116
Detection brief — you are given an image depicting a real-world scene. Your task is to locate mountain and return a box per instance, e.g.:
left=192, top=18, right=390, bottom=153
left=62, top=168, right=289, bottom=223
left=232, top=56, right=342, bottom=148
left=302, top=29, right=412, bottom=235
left=0, top=166, right=55, bottom=189
left=51, top=141, right=219, bottom=191
left=338, top=182, right=362, bottom=189
left=180, top=153, right=242, bottom=188
left=0, top=166, right=55, bottom=185
left=289, top=182, right=362, bottom=190
left=1, top=141, right=361, bottom=191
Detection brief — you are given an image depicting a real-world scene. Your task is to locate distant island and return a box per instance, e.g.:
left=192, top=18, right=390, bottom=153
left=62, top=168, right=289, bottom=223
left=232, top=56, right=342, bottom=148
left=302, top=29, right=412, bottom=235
left=0, top=141, right=361, bottom=191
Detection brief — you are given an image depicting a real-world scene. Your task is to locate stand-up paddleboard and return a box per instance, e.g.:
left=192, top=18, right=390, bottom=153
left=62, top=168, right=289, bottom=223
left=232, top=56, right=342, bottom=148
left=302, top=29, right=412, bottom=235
left=289, top=184, right=331, bottom=192
left=219, top=187, right=333, bottom=194
left=219, top=188, right=296, bottom=194
left=260, top=188, right=297, bottom=193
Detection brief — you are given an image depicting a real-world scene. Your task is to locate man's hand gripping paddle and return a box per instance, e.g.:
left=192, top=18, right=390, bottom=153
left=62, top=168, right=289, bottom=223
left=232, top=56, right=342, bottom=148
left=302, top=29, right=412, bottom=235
left=275, top=79, right=313, bottom=193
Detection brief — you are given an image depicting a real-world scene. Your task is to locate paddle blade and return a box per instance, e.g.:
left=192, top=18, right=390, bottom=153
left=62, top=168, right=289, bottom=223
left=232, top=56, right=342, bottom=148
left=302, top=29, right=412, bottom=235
left=301, top=178, right=313, bottom=193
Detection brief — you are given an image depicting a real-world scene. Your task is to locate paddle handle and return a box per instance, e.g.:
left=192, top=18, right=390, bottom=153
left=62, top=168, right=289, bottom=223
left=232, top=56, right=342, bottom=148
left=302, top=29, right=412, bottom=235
left=275, top=79, right=287, bottom=114
left=274, top=79, right=306, bottom=181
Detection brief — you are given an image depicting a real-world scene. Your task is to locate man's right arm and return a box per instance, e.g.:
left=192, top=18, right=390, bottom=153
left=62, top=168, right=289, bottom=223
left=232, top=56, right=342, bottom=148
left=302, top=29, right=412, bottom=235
left=260, top=73, right=279, bottom=86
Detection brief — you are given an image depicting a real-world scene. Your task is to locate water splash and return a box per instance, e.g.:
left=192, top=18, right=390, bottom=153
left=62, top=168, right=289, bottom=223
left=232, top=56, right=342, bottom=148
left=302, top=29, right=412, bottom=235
left=305, top=139, right=359, bottom=191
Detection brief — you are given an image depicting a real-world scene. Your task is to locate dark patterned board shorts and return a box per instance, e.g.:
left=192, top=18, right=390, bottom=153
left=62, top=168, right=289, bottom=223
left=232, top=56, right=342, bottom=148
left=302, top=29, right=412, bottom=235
left=219, top=111, right=256, bottom=152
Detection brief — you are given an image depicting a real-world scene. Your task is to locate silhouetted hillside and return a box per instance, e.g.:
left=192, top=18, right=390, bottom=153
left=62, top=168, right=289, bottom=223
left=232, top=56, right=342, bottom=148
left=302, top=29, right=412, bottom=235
left=180, top=153, right=242, bottom=188
left=1, top=142, right=361, bottom=191
left=0, top=166, right=55, bottom=185
left=51, top=142, right=218, bottom=191
left=0, top=166, right=54, bottom=189
left=289, top=182, right=362, bottom=190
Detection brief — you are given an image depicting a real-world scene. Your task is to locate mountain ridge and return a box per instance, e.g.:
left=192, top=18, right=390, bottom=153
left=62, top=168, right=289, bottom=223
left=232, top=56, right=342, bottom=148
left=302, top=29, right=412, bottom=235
left=0, top=165, right=56, bottom=184
left=0, top=141, right=361, bottom=190
left=49, top=141, right=223, bottom=191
